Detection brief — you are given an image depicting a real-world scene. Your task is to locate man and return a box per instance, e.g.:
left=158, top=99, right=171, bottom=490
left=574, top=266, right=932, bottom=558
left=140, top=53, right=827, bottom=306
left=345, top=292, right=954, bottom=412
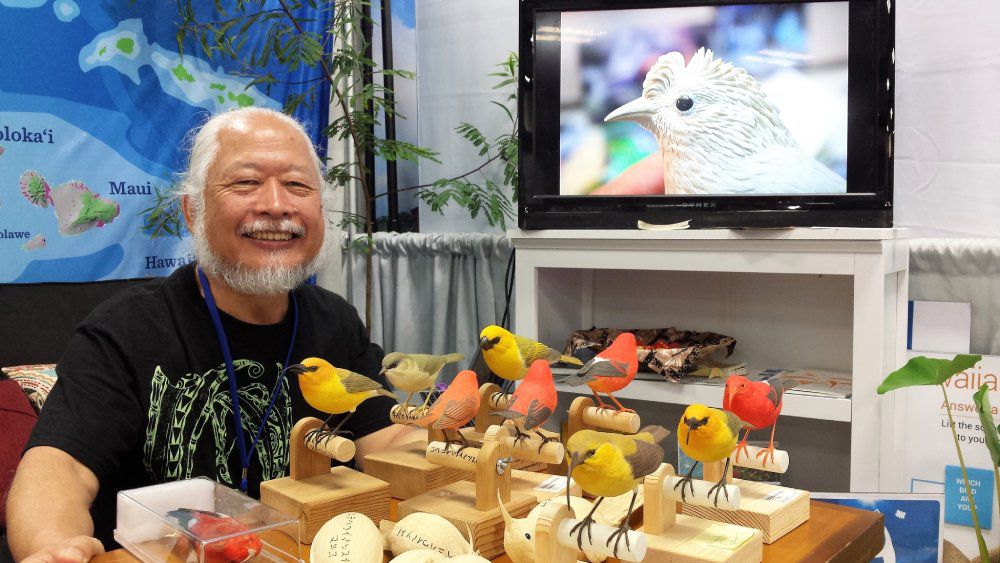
left=6, top=107, right=421, bottom=562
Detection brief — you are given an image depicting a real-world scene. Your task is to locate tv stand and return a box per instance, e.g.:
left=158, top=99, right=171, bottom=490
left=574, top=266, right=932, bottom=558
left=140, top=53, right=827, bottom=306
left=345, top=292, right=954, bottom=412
left=510, top=227, right=908, bottom=492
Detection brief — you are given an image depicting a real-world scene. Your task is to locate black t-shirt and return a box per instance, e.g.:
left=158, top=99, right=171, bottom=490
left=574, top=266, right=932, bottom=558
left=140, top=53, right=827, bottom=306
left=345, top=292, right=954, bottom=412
left=26, top=263, right=394, bottom=548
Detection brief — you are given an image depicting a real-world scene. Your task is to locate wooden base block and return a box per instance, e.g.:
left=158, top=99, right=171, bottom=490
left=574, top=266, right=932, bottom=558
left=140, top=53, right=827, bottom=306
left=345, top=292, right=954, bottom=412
left=396, top=481, right=536, bottom=559
left=511, top=469, right=581, bottom=502
left=680, top=479, right=809, bottom=544
left=259, top=466, right=390, bottom=544
left=363, top=441, right=473, bottom=499
left=640, top=514, right=764, bottom=562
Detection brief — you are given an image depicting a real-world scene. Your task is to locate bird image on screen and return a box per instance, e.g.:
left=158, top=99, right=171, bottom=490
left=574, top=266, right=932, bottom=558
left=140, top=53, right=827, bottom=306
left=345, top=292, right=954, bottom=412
left=604, top=48, right=846, bottom=195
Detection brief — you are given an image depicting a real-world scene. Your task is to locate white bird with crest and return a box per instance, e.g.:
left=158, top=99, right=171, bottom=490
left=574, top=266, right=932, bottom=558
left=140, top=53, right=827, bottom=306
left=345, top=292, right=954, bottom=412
left=605, top=48, right=845, bottom=195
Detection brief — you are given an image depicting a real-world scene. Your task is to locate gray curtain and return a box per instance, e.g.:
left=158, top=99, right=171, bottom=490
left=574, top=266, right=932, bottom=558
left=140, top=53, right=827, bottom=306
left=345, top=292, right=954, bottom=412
left=909, top=238, right=1000, bottom=355
left=342, top=232, right=513, bottom=380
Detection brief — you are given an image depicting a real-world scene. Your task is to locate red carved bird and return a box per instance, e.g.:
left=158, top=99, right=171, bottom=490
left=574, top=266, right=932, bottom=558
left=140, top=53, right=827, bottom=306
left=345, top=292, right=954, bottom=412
left=559, top=332, right=639, bottom=412
left=415, top=369, right=480, bottom=452
left=167, top=508, right=262, bottom=563
left=723, top=374, right=798, bottom=466
left=493, top=359, right=559, bottom=450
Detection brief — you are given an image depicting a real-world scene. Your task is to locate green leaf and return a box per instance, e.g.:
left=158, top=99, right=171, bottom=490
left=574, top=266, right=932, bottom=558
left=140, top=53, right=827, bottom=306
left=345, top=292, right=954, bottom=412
left=877, top=354, right=982, bottom=394
left=973, top=384, right=1000, bottom=468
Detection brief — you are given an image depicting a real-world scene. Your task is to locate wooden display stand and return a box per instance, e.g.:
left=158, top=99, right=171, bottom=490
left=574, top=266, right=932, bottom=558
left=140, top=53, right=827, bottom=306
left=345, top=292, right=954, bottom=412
left=480, top=423, right=581, bottom=502
left=363, top=439, right=474, bottom=500
left=640, top=464, right=764, bottom=562
left=396, top=425, right=536, bottom=559
left=259, top=417, right=390, bottom=543
left=680, top=447, right=810, bottom=544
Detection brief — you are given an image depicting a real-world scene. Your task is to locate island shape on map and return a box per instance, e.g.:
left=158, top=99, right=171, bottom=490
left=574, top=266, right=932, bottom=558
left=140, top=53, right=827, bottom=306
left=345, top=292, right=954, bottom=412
left=20, top=171, right=119, bottom=235
left=79, top=18, right=279, bottom=113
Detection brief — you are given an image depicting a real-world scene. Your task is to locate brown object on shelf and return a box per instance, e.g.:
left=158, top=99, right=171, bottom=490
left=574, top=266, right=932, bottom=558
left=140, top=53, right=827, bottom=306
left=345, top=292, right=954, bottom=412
left=564, top=326, right=736, bottom=381
left=363, top=440, right=474, bottom=499
left=259, top=417, right=390, bottom=543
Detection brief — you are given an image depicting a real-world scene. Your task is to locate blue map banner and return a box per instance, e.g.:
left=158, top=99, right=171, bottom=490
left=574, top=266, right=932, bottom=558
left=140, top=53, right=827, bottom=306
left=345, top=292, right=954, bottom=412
left=1, top=2, right=329, bottom=282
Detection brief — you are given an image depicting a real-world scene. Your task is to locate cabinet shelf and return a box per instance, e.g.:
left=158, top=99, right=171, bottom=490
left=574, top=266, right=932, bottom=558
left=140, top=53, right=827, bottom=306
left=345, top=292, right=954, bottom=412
left=551, top=369, right=852, bottom=423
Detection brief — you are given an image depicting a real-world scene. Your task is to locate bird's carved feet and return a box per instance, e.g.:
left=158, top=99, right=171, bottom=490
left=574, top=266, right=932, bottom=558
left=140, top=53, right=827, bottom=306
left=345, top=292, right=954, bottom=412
left=707, top=478, right=731, bottom=507
left=673, top=473, right=696, bottom=502
left=304, top=428, right=354, bottom=449
left=534, top=430, right=559, bottom=453
left=605, top=520, right=632, bottom=558
left=755, top=444, right=777, bottom=468
left=569, top=512, right=598, bottom=552
left=734, top=437, right=751, bottom=463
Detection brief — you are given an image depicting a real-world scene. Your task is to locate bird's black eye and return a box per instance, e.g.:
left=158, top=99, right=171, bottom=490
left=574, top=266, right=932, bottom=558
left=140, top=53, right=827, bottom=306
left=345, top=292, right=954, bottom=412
left=676, top=96, right=694, bottom=112
left=491, top=337, right=501, bottom=344
left=389, top=362, right=399, bottom=370
left=524, top=532, right=532, bottom=540
left=700, top=416, right=709, bottom=425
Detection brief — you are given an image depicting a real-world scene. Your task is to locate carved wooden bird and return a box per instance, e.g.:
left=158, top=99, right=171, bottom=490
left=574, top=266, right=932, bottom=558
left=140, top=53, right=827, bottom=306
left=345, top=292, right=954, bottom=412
left=723, top=373, right=798, bottom=467
left=415, top=369, right=481, bottom=452
left=493, top=359, right=559, bottom=450
left=559, top=332, right=639, bottom=412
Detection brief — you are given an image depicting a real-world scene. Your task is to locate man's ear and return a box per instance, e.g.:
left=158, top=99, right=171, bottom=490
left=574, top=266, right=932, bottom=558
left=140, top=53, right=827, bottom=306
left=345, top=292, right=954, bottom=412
left=181, top=194, right=196, bottom=233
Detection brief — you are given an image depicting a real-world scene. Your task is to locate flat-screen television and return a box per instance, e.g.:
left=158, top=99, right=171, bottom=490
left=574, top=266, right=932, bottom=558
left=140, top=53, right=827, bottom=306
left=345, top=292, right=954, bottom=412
left=518, top=0, right=894, bottom=229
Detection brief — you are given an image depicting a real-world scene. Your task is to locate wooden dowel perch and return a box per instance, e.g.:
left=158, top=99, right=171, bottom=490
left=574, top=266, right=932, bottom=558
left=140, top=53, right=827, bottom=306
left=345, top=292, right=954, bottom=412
left=567, top=396, right=641, bottom=437
left=581, top=406, right=640, bottom=434
left=389, top=404, right=428, bottom=426
left=731, top=446, right=790, bottom=473
left=426, top=442, right=481, bottom=472
left=485, top=424, right=564, bottom=464
left=662, top=475, right=741, bottom=511
left=303, top=436, right=356, bottom=464
left=554, top=518, right=647, bottom=562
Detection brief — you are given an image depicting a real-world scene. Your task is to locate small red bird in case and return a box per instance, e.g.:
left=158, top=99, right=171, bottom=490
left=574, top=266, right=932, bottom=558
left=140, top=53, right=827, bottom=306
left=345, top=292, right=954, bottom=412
left=723, top=374, right=799, bottom=466
left=493, top=359, right=559, bottom=450
left=167, top=508, right=262, bottom=563
left=559, top=332, right=639, bottom=412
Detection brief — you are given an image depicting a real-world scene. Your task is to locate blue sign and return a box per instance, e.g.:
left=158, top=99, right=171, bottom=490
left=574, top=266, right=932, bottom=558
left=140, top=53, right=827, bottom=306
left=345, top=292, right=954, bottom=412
left=944, top=464, right=994, bottom=529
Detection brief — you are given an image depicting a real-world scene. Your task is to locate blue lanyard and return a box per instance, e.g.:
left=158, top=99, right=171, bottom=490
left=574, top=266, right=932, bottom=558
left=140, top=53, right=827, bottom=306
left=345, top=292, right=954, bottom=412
left=197, top=267, right=299, bottom=493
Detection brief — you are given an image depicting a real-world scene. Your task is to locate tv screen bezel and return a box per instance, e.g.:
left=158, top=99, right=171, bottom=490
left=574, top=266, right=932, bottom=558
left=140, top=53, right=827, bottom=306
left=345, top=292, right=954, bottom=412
left=517, top=0, right=894, bottom=230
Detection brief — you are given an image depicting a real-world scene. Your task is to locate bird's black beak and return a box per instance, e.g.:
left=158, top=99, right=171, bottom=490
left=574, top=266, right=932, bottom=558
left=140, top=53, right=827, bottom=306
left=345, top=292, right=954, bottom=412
left=284, top=364, right=316, bottom=376
left=479, top=336, right=493, bottom=351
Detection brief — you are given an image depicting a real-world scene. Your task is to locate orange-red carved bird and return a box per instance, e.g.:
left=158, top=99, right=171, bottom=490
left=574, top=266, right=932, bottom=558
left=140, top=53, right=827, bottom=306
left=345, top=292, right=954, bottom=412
left=723, top=374, right=798, bottom=466
left=493, top=359, right=559, bottom=451
left=415, top=369, right=480, bottom=452
left=559, top=332, right=639, bottom=412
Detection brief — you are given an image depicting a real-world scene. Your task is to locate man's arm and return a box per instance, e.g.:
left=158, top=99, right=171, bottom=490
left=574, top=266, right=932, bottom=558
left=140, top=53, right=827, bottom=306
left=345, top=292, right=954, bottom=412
left=7, top=446, right=104, bottom=562
left=353, top=424, right=426, bottom=469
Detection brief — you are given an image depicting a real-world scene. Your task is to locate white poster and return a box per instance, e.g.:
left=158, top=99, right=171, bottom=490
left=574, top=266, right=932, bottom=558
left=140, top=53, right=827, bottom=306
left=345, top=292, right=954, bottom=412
left=896, top=352, right=1000, bottom=558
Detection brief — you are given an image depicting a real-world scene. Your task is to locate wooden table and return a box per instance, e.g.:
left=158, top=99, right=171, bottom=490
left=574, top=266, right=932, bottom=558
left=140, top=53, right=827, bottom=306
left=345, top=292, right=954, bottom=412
left=95, top=499, right=882, bottom=562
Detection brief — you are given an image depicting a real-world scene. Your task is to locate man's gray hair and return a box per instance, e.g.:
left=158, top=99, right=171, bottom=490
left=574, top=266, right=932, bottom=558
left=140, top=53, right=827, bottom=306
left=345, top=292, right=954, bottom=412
left=178, top=107, right=327, bottom=217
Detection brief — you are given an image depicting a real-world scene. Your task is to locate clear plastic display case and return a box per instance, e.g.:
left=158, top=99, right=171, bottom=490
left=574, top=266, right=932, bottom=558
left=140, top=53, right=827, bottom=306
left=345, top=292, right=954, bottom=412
left=114, top=477, right=300, bottom=562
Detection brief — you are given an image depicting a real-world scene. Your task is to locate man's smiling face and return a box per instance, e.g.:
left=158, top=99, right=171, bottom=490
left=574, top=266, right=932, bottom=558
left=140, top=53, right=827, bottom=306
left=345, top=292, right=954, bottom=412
left=192, top=113, right=324, bottom=292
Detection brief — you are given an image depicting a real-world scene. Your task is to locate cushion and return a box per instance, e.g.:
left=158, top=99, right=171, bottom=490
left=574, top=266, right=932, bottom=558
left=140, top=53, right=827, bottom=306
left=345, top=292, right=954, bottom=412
left=2, top=364, right=57, bottom=414
left=0, top=377, right=38, bottom=527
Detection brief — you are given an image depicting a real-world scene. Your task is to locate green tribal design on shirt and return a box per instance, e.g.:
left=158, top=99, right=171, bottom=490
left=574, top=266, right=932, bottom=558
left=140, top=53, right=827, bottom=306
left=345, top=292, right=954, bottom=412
left=143, top=360, right=292, bottom=485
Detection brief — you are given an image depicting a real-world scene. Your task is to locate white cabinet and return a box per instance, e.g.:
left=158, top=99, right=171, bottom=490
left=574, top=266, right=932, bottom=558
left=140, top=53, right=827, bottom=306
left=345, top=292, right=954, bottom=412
left=510, top=228, right=909, bottom=492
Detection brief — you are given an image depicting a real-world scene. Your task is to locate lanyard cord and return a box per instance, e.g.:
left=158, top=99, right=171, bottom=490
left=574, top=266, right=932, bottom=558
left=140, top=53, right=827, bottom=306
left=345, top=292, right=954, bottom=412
left=197, top=267, right=299, bottom=493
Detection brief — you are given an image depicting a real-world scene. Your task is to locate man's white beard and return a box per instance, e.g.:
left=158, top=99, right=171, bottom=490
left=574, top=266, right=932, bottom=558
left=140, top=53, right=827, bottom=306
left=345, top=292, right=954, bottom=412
left=191, top=217, right=328, bottom=296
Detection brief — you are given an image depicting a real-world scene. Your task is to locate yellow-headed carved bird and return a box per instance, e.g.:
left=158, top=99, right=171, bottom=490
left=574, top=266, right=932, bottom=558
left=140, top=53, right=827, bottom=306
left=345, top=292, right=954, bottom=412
left=479, top=325, right=582, bottom=392
left=676, top=404, right=745, bottom=506
left=565, top=425, right=670, bottom=557
left=287, top=357, right=397, bottom=445
left=380, top=351, right=465, bottom=410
